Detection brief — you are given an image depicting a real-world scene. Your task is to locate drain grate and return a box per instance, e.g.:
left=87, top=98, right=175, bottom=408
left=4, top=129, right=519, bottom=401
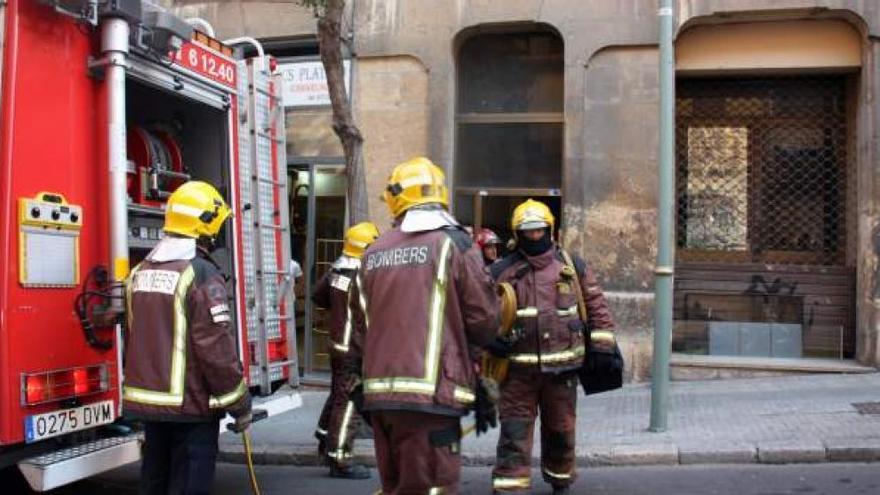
left=852, top=402, right=880, bottom=415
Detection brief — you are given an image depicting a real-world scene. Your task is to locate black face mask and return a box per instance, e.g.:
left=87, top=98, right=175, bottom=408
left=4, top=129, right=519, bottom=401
left=519, top=229, right=552, bottom=256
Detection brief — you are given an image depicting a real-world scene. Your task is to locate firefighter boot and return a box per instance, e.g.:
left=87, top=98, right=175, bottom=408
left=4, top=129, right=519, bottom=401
left=329, top=462, right=371, bottom=479
left=551, top=484, right=571, bottom=495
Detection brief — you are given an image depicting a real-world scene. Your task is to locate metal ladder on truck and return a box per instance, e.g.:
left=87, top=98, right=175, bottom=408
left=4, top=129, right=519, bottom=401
left=237, top=57, right=299, bottom=395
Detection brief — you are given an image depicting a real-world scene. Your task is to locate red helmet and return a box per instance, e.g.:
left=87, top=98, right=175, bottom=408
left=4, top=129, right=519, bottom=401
left=474, top=228, right=501, bottom=249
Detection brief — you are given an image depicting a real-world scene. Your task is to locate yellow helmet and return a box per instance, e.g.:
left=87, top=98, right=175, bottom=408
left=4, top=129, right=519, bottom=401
left=343, top=221, right=380, bottom=259
left=164, top=181, right=232, bottom=239
left=511, top=199, right=555, bottom=233
left=383, top=157, right=448, bottom=218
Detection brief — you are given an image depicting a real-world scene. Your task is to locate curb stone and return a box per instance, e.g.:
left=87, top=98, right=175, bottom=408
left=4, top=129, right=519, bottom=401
left=824, top=437, right=880, bottom=462
left=219, top=438, right=880, bottom=467
left=678, top=442, right=756, bottom=464
left=609, top=443, right=678, bottom=466
left=757, top=440, right=826, bottom=464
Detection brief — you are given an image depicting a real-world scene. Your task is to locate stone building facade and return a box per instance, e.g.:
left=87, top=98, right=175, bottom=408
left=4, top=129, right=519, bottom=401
left=168, top=0, right=880, bottom=381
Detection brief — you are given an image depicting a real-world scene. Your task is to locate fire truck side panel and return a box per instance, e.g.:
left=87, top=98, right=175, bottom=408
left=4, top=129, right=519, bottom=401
left=0, top=1, right=116, bottom=446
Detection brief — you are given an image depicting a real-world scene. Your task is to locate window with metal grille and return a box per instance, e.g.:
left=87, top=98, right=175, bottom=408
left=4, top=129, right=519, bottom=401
left=673, top=76, right=855, bottom=360
left=676, top=76, right=849, bottom=265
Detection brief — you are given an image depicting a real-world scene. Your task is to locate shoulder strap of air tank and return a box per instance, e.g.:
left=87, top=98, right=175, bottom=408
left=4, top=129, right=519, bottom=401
left=559, top=248, right=588, bottom=322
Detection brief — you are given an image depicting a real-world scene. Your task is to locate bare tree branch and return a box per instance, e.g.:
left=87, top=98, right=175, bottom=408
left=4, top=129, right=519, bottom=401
left=313, top=0, right=369, bottom=224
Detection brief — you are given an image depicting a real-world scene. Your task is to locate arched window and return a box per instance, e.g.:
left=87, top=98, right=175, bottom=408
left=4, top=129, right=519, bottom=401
left=454, top=27, right=563, bottom=242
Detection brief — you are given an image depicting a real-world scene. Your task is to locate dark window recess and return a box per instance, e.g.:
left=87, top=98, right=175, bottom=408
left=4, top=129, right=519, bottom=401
left=458, top=32, right=563, bottom=114
left=456, top=123, right=562, bottom=189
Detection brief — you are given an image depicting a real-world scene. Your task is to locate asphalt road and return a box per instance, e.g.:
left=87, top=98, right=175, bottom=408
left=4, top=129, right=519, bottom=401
left=2, top=462, right=876, bottom=494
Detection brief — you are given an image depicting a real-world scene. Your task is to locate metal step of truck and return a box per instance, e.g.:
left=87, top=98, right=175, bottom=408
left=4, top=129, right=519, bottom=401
left=18, top=435, right=141, bottom=492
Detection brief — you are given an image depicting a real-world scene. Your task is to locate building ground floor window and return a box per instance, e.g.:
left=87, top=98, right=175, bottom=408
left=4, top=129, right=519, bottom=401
left=672, top=75, right=856, bottom=360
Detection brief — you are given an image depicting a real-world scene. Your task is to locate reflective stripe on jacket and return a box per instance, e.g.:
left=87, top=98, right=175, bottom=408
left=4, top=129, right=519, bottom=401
left=123, top=255, right=250, bottom=421
left=491, top=247, right=615, bottom=373
left=312, top=257, right=361, bottom=355
left=351, top=226, right=499, bottom=416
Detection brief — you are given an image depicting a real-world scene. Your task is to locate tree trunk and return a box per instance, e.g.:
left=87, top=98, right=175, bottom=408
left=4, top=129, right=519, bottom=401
left=317, top=0, right=368, bottom=225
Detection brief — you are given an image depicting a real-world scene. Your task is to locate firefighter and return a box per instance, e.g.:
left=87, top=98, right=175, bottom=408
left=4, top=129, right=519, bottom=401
left=474, top=227, right=503, bottom=265
left=123, top=181, right=251, bottom=495
left=488, top=199, right=616, bottom=494
left=313, top=221, right=380, bottom=479
left=349, top=157, right=500, bottom=494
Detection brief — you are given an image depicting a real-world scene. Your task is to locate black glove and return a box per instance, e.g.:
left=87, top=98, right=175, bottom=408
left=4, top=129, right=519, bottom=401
left=228, top=411, right=252, bottom=433
left=226, top=393, right=253, bottom=433
left=475, top=377, right=498, bottom=436
left=486, top=337, right=513, bottom=358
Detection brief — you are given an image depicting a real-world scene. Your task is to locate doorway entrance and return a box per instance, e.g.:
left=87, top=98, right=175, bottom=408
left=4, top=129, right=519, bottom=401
left=290, top=163, right=347, bottom=380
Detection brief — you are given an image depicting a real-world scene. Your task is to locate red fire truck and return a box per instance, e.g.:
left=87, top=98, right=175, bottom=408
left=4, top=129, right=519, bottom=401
left=0, top=1, right=299, bottom=490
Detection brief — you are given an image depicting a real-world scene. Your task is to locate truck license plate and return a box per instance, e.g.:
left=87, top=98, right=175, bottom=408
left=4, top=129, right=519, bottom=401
left=24, top=400, right=114, bottom=443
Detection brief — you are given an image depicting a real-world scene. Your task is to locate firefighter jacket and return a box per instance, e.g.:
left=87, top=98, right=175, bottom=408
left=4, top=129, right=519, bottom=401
left=123, top=248, right=250, bottom=422
left=312, top=255, right=362, bottom=356
left=350, top=226, right=499, bottom=417
left=490, top=246, right=615, bottom=374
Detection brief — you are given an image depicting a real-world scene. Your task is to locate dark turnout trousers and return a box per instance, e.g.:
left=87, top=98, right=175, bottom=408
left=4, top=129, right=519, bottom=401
left=139, top=419, right=220, bottom=495
left=372, top=410, right=462, bottom=495
left=492, top=367, right=578, bottom=492
left=315, top=355, right=362, bottom=466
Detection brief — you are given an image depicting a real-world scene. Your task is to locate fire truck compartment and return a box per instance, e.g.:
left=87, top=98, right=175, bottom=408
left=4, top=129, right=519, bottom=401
left=125, top=78, right=235, bottom=267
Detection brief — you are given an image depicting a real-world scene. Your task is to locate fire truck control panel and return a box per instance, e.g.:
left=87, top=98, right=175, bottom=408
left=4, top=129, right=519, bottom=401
left=18, top=193, right=83, bottom=288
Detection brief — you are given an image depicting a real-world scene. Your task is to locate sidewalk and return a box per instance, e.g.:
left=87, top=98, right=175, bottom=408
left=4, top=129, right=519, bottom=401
left=219, top=373, right=880, bottom=467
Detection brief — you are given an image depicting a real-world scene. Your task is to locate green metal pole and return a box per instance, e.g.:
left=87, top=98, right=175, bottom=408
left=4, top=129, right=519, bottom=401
left=650, top=0, right=675, bottom=433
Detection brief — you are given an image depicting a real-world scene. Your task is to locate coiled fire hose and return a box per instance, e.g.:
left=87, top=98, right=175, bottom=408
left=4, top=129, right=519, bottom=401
left=481, top=282, right=517, bottom=386
left=463, top=283, right=518, bottom=437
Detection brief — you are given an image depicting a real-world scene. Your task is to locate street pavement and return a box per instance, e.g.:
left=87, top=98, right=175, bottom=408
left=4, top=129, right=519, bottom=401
left=48, top=462, right=880, bottom=494
left=219, top=372, right=880, bottom=466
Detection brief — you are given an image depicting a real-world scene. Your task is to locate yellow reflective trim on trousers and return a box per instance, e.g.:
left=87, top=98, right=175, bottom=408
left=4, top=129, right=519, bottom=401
left=209, top=379, right=247, bottom=408
left=543, top=467, right=573, bottom=479
left=428, top=488, right=444, bottom=495
left=336, top=400, right=355, bottom=452
left=364, top=238, right=453, bottom=398
left=508, top=344, right=586, bottom=365
left=516, top=307, right=538, bottom=317
left=123, top=265, right=195, bottom=406
left=492, top=477, right=531, bottom=489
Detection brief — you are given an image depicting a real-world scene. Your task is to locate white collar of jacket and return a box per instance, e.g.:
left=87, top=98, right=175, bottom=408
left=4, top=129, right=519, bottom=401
left=400, top=208, right=459, bottom=233
left=333, top=255, right=361, bottom=271
left=146, top=237, right=197, bottom=262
